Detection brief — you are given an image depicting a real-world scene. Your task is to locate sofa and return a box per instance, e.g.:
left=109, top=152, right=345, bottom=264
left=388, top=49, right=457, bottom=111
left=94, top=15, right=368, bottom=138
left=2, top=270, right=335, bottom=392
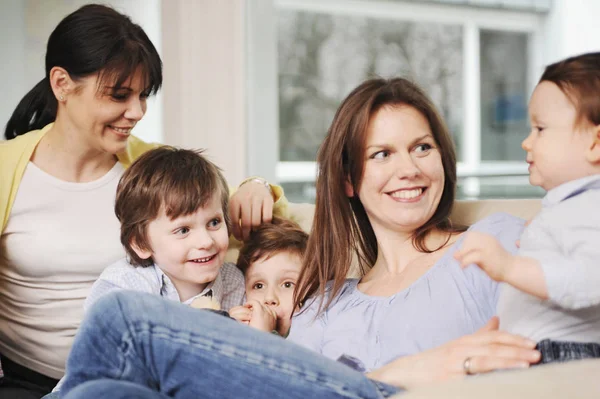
left=252, top=199, right=600, bottom=399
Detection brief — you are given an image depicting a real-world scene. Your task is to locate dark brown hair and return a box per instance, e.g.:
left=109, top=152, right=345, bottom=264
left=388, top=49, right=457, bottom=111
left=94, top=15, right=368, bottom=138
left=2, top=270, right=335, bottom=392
left=237, top=216, right=308, bottom=274
left=115, top=147, right=229, bottom=266
left=5, top=4, right=162, bottom=139
left=294, top=77, right=463, bottom=313
left=539, top=52, right=600, bottom=128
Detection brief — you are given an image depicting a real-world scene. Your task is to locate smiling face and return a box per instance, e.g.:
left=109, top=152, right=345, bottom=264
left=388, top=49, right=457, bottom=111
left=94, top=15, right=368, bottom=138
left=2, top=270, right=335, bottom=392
left=62, top=67, right=150, bottom=154
left=244, top=251, right=303, bottom=336
left=523, top=81, right=596, bottom=191
left=354, top=105, right=445, bottom=236
left=133, top=193, right=230, bottom=302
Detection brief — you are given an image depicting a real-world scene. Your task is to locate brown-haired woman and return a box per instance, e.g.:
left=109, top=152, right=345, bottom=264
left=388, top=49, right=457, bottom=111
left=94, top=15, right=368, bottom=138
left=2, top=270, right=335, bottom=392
left=57, top=78, right=539, bottom=399
left=287, top=77, right=542, bottom=386
left=0, top=4, right=284, bottom=398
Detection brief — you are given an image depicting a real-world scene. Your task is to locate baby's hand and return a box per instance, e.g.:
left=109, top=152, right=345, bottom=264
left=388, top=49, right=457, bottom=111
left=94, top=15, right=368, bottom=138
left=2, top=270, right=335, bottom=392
left=454, top=232, right=514, bottom=282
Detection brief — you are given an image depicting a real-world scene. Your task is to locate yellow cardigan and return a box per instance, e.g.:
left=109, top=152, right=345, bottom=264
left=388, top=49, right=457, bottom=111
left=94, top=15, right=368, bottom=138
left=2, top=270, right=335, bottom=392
left=0, top=123, right=288, bottom=234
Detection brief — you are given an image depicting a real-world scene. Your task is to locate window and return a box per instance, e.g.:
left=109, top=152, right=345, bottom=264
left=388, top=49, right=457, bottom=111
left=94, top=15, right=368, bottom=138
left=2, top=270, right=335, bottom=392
left=247, top=0, right=548, bottom=203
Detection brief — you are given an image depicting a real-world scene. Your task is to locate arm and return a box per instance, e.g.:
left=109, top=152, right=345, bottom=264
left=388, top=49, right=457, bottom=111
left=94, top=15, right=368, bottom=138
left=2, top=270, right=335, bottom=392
left=524, top=212, right=600, bottom=309
left=367, top=317, right=540, bottom=389
left=84, top=261, right=158, bottom=312
left=454, top=232, right=549, bottom=300
left=84, top=279, right=129, bottom=312
left=286, top=297, right=327, bottom=353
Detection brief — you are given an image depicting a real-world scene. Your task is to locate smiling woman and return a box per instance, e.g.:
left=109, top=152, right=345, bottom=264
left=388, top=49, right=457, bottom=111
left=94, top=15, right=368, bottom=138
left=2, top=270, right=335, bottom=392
left=0, top=4, right=284, bottom=399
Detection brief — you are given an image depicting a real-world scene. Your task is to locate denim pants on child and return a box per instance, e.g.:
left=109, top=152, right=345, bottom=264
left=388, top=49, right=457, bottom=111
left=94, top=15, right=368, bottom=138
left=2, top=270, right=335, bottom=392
left=536, top=339, right=600, bottom=364
left=60, top=291, right=402, bottom=399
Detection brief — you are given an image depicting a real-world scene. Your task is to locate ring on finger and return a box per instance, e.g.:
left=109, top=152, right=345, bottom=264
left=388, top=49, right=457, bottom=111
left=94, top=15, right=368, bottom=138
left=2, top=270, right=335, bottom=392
left=463, top=357, right=473, bottom=375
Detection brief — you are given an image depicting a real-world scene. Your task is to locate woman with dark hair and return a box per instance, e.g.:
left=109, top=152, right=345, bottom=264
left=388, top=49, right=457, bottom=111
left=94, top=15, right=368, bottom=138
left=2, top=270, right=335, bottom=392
left=0, top=5, right=284, bottom=398
left=57, top=78, right=539, bottom=399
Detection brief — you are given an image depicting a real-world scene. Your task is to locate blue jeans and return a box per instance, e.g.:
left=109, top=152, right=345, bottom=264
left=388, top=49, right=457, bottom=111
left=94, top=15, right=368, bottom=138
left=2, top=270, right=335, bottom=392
left=61, top=292, right=402, bottom=399
left=536, top=339, right=600, bottom=364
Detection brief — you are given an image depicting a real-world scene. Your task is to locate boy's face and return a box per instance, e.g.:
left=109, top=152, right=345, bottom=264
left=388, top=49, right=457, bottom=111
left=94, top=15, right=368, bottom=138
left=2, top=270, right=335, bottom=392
left=245, top=251, right=302, bottom=336
left=133, top=193, right=229, bottom=302
left=524, top=81, right=597, bottom=191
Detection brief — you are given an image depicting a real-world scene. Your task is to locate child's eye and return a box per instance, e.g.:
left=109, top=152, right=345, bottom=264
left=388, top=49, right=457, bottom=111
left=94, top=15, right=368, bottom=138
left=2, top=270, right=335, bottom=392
left=174, top=227, right=190, bottom=235
left=413, top=143, right=433, bottom=154
left=207, top=218, right=222, bottom=229
left=534, top=126, right=545, bottom=134
left=252, top=283, right=264, bottom=290
left=370, top=150, right=390, bottom=160
left=283, top=281, right=295, bottom=289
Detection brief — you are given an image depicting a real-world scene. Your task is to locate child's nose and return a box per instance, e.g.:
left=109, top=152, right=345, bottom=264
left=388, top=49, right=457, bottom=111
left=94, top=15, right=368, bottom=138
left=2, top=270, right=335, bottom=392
left=264, top=290, right=279, bottom=307
left=194, top=229, right=214, bottom=249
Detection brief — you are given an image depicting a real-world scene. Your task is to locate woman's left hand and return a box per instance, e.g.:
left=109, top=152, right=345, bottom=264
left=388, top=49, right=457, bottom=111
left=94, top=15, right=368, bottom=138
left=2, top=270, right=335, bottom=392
left=229, top=180, right=274, bottom=241
left=368, top=317, right=540, bottom=389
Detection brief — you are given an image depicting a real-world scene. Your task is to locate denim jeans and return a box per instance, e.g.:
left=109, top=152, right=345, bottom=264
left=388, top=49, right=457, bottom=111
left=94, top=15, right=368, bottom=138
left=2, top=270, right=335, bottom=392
left=61, top=291, right=402, bottom=399
left=536, top=339, right=600, bottom=364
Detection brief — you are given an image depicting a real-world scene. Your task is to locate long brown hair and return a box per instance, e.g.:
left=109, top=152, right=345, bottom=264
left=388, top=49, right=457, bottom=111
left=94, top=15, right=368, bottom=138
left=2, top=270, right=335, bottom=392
left=294, top=77, right=462, bottom=313
left=539, top=52, right=600, bottom=128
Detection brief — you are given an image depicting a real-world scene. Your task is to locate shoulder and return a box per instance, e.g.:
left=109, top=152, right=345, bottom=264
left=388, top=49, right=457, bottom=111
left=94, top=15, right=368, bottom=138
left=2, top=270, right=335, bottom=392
left=552, top=189, right=600, bottom=221
left=117, top=136, right=161, bottom=167
left=0, top=129, right=43, bottom=158
left=98, top=258, right=160, bottom=292
left=303, top=279, right=357, bottom=312
left=469, top=212, right=525, bottom=235
left=219, top=262, right=245, bottom=284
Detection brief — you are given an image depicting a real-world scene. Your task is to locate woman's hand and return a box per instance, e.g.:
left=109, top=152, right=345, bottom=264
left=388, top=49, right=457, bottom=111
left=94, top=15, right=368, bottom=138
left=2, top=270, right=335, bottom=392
left=368, top=317, right=540, bottom=390
left=229, top=179, right=274, bottom=241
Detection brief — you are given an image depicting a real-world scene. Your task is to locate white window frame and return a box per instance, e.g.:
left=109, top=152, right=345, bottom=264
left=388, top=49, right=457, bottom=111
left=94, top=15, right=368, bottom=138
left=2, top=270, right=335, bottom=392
left=246, top=0, right=546, bottom=198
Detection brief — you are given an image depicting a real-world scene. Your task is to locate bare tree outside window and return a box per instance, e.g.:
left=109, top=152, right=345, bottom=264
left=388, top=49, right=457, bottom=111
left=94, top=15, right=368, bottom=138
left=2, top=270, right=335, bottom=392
left=278, top=10, right=463, bottom=163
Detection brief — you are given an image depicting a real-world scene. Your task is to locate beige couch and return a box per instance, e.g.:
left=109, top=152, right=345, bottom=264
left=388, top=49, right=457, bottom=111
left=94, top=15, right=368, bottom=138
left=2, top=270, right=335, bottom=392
left=265, top=199, right=600, bottom=399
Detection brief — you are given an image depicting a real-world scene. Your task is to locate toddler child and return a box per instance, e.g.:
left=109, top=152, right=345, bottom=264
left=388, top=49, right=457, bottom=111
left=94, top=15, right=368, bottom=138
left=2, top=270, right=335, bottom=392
left=455, top=52, right=600, bottom=364
left=229, top=216, right=308, bottom=337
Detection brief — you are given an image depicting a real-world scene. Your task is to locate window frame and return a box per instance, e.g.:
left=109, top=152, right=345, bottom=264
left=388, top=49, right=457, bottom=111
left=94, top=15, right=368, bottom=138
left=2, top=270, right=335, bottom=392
left=246, top=0, right=546, bottom=198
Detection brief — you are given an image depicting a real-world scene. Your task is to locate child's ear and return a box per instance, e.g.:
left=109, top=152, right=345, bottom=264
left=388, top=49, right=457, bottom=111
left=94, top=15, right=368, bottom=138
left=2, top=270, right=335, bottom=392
left=131, top=240, right=153, bottom=260
left=585, top=125, right=600, bottom=164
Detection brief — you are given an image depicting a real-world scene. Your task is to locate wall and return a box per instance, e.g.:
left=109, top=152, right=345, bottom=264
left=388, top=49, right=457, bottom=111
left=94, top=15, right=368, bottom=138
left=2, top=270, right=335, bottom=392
left=0, top=0, right=163, bottom=144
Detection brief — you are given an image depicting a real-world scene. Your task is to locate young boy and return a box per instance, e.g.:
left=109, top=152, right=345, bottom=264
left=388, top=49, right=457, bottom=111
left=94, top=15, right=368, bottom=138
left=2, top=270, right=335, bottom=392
left=455, top=52, right=600, bottom=364
left=229, top=216, right=308, bottom=337
left=85, top=146, right=245, bottom=312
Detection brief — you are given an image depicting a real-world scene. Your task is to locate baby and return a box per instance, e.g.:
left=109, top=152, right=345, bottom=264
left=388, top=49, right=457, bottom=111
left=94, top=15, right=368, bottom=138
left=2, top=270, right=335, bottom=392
left=456, top=52, right=600, bottom=364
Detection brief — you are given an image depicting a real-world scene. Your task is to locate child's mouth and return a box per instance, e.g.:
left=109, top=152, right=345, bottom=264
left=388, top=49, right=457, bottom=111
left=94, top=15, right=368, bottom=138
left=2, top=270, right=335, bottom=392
left=189, top=254, right=217, bottom=264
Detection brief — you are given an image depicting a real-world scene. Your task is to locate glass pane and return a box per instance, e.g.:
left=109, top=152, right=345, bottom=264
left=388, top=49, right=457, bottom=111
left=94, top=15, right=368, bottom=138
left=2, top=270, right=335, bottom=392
left=277, top=10, right=463, bottom=163
left=283, top=177, right=544, bottom=205
left=457, top=177, right=544, bottom=200
left=480, top=30, right=530, bottom=161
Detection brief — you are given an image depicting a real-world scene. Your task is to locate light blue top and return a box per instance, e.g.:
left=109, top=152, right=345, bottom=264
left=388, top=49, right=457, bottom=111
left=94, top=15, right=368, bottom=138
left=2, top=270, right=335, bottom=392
left=288, top=213, right=525, bottom=372
left=499, top=174, right=600, bottom=342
